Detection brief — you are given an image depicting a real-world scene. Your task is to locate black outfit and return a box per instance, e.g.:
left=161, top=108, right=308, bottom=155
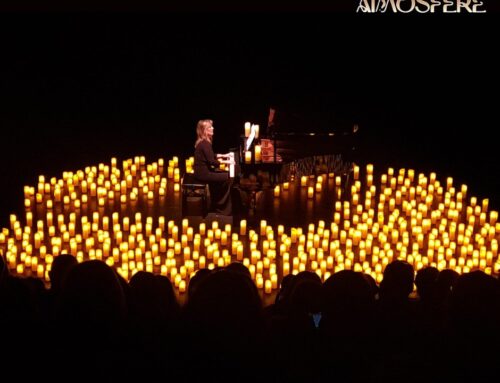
left=194, top=139, right=233, bottom=215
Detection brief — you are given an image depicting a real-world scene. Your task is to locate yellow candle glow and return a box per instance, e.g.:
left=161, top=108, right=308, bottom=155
left=264, top=280, right=272, bottom=294
left=254, top=145, right=262, bottom=162
left=353, top=165, right=359, bottom=180
left=274, top=185, right=280, bottom=197
left=308, top=187, right=314, bottom=199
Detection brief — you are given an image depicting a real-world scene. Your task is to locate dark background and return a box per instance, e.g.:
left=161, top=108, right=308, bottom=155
left=1, top=10, right=498, bottom=227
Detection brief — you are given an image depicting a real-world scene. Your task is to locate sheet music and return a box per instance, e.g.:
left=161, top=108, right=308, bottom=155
left=245, top=124, right=256, bottom=151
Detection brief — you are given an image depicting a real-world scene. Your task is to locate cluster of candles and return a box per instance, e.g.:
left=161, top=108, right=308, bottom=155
left=243, top=121, right=262, bottom=163
left=0, top=157, right=499, bottom=296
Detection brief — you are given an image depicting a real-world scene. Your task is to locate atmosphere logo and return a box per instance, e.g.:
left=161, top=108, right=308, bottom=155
left=356, top=0, right=487, bottom=13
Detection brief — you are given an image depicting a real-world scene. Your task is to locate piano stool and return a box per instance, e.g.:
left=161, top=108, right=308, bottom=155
left=181, top=173, right=209, bottom=217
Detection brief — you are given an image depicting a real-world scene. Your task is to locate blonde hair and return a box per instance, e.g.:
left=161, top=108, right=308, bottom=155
left=195, top=119, right=213, bottom=147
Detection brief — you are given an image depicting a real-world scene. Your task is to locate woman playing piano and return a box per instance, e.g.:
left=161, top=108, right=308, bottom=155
left=193, top=119, right=235, bottom=215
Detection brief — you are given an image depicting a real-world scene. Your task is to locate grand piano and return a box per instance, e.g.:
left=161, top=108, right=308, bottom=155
left=237, top=107, right=359, bottom=190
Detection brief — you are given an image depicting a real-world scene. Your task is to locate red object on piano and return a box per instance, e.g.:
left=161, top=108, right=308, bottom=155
left=260, top=139, right=282, bottom=163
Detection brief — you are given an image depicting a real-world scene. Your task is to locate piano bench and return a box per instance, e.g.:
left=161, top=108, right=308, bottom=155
left=181, top=173, right=209, bottom=217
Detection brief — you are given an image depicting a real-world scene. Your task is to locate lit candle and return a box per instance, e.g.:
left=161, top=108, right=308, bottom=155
left=283, top=262, right=290, bottom=275
left=172, top=226, right=178, bottom=241
left=254, top=145, right=262, bottom=162
left=244, top=122, right=251, bottom=137
left=308, top=187, right=314, bottom=199
left=244, top=151, right=252, bottom=164
left=264, top=280, right=272, bottom=294
left=237, top=244, right=244, bottom=260
left=260, top=220, right=267, bottom=236
left=490, top=211, right=498, bottom=225
left=274, top=185, right=280, bottom=197
left=482, top=198, right=489, bottom=212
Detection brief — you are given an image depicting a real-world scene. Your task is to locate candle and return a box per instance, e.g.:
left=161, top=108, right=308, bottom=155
left=490, top=211, right=498, bottom=225
left=308, top=187, right=314, bottom=199
left=274, top=185, right=280, bottom=197
left=244, top=151, right=252, bottom=164
left=264, top=280, right=272, bottom=294
left=260, top=220, right=267, bottom=236
left=244, top=122, right=251, bottom=137
left=254, top=145, right=262, bottom=162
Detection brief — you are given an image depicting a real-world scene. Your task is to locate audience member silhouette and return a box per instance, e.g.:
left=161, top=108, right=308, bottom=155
left=319, top=270, right=376, bottom=382
left=374, top=260, right=419, bottom=381
left=129, top=271, right=180, bottom=323
left=321, top=270, right=375, bottom=335
left=435, top=268, right=459, bottom=305
left=47, top=253, right=77, bottom=319
left=1, top=255, right=49, bottom=378
left=49, top=253, right=78, bottom=292
left=263, top=273, right=295, bottom=319
left=266, top=271, right=322, bottom=382
left=362, top=272, right=379, bottom=299
left=182, top=268, right=264, bottom=381
left=53, top=260, right=128, bottom=379
left=414, top=266, right=440, bottom=333
left=448, top=271, right=500, bottom=381
left=128, top=271, right=181, bottom=379
left=186, top=267, right=212, bottom=303
left=226, top=261, right=252, bottom=278
left=415, top=266, right=439, bottom=302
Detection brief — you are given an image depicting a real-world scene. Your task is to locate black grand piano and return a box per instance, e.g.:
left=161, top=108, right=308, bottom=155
left=237, top=107, right=359, bottom=190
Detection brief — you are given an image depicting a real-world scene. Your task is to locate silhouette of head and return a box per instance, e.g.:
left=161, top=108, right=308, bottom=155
left=49, top=253, right=78, bottom=292
left=57, top=260, right=127, bottom=325
left=379, top=260, right=414, bottom=301
left=415, top=266, right=439, bottom=301
left=226, top=261, right=251, bottom=278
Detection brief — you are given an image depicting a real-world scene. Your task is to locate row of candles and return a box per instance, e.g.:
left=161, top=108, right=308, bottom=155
left=22, top=155, right=184, bottom=212
left=1, top=156, right=499, bottom=295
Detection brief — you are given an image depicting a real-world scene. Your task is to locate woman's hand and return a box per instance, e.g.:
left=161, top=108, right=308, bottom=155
left=217, top=153, right=234, bottom=166
left=218, top=158, right=235, bottom=166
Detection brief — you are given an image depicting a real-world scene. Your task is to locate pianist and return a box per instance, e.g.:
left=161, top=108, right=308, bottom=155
left=193, top=119, right=235, bottom=216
